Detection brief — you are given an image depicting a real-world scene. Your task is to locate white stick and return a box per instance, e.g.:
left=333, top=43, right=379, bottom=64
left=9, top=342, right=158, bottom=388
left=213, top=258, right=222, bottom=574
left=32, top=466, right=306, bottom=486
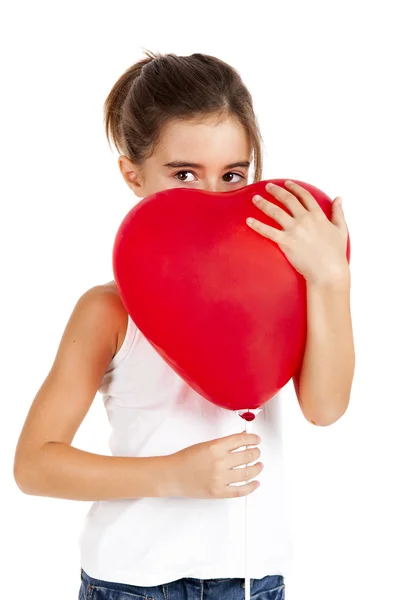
left=244, top=416, right=250, bottom=600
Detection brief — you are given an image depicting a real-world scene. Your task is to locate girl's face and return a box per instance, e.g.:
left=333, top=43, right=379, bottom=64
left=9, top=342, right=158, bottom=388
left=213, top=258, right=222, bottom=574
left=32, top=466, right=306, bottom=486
left=119, top=115, right=253, bottom=198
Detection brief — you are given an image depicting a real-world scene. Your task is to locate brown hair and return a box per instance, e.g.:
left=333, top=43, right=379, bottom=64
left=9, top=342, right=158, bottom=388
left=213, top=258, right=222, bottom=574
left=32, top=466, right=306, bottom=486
left=104, top=50, right=264, bottom=182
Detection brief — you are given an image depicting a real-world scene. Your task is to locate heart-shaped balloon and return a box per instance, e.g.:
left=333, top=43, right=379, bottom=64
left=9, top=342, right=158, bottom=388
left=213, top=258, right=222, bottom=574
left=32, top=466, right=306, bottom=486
left=113, top=179, right=350, bottom=412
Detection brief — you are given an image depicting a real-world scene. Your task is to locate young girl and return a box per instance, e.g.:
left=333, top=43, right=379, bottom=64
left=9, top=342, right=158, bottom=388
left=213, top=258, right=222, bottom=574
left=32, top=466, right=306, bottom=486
left=14, top=50, right=354, bottom=600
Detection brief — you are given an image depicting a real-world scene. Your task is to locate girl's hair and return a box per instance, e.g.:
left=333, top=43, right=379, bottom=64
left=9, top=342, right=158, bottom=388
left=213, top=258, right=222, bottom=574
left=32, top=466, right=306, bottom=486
left=104, top=50, right=263, bottom=182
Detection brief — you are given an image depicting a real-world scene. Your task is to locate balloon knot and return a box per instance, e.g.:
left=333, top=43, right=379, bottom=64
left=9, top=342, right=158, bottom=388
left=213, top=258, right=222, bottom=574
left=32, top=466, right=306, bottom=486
left=240, top=411, right=256, bottom=422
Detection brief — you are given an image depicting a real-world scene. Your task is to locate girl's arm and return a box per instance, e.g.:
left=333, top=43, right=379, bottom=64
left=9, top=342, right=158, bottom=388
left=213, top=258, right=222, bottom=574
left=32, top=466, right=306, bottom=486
left=20, top=443, right=173, bottom=501
left=13, top=287, right=173, bottom=501
left=293, top=271, right=355, bottom=426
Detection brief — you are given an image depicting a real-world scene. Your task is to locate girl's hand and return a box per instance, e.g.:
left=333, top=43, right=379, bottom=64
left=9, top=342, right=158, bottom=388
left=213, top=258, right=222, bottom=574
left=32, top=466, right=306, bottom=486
left=247, top=181, right=349, bottom=285
left=167, top=432, right=263, bottom=499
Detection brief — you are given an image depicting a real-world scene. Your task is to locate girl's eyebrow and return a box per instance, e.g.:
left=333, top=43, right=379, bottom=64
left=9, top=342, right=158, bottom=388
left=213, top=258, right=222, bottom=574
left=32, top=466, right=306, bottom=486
left=163, top=160, right=250, bottom=169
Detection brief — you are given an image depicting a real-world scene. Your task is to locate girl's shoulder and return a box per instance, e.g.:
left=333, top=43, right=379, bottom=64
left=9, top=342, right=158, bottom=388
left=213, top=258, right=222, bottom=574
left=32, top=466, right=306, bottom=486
left=90, top=280, right=129, bottom=358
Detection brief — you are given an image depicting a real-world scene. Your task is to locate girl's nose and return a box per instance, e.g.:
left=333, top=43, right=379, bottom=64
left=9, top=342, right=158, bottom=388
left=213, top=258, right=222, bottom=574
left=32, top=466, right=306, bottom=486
left=202, top=182, right=219, bottom=193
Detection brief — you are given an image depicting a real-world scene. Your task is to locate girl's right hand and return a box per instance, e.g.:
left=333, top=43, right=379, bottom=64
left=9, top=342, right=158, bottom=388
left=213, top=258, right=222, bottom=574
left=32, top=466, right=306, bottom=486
left=167, top=431, right=263, bottom=499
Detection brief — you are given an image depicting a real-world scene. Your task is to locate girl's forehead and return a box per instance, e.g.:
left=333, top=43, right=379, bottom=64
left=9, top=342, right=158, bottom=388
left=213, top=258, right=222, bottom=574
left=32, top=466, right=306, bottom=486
left=162, top=115, right=245, bottom=137
left=157, top=117, right=251, bottom=163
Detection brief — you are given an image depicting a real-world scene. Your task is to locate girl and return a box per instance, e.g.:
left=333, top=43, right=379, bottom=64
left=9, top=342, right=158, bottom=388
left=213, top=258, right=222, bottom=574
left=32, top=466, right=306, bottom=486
left=14, top=50, right=354, bottom=600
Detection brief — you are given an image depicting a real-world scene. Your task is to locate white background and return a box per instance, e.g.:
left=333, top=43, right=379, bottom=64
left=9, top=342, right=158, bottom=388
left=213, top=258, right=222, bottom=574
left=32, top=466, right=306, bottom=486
left=2, top=1, right=399, bottom=598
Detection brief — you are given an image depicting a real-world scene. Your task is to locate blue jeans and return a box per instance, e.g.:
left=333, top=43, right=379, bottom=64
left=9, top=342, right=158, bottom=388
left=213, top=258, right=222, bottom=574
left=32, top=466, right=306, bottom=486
left=79, top=568, right=285, bottom=599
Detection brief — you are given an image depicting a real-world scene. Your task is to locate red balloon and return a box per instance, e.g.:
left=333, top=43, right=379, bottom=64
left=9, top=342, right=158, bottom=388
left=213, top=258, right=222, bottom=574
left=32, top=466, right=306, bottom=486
left=113, top=179, right=350, bottom=412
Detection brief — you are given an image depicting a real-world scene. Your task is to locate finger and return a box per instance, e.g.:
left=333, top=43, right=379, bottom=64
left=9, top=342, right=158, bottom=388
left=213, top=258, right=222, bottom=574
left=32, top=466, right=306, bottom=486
left=228, top=462, right=264, bottom=484
left=227, top=480, right=260, bottom=498
left=228, top=446, right=261, bottom=469
left=246, top=217, right=285, bottom=244
left=265, top=182, right=308, bottom=218
left=283, top=180, right=324, bottom=213
left=331, top=197, right=348, bottom=233
left=253, top=195, right=294, bottom=229
left=225, top=432, right=261, bottom=451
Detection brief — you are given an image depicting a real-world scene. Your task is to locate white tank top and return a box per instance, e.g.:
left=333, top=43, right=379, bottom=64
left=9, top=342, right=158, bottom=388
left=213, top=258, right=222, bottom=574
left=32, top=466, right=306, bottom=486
left=78, top=315, right=293, bottom=586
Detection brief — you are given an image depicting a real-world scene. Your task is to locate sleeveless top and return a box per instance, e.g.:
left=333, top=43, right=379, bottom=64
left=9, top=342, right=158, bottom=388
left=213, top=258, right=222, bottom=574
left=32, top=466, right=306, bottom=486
left=78, top=315, right=293, bottom=586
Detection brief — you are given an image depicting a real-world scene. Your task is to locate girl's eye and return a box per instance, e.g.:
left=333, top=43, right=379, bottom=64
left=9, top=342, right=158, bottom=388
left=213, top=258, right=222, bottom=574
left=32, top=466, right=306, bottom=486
left=174, top=171, right=244, bottom=183
left=174, top=171, right=196, bottom=182
left=222, top=172, right=244, bottom=183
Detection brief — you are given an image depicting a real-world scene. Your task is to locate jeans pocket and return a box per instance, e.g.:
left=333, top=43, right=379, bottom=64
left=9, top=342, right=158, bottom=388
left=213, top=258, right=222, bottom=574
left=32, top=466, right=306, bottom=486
left=252, top=583, right=285, bottom=600
left=86, top=584, right=155, bottom=600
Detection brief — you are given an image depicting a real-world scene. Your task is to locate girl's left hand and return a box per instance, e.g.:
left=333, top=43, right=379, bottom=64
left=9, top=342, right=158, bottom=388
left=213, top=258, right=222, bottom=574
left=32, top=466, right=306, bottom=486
left=246, top=180, right=350, bottom=285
